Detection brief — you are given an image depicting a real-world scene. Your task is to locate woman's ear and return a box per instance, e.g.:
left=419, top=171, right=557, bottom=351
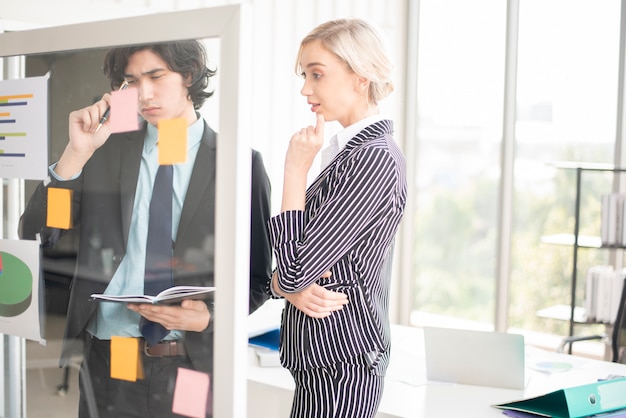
left=355, top=76, right=370, bottom=92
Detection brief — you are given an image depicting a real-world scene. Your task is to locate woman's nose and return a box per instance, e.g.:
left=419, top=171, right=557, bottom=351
left=300, top=79, right=312, bottom=96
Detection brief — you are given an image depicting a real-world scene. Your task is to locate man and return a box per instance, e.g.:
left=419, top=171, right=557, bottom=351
left=19, top=40, right=271, bottom=417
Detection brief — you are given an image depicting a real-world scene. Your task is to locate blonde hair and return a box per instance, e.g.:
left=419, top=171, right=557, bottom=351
left=295, top=18, right=394, bottom=105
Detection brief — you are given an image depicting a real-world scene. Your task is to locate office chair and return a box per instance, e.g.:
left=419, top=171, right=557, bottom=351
left=611, top=277, right=626, bottom=363
left=558, top=276, right=626, bottom=363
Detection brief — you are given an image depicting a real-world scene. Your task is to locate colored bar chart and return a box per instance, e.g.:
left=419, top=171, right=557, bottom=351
left=0, top=75, right=48, bottom=179
left=0, top=94, right=32, bottom=141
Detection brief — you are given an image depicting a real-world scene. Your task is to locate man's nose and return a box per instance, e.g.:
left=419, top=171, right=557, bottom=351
left=138, top=81, right=154, bottom=100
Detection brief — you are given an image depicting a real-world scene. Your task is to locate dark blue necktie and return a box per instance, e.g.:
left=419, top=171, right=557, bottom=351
left=140, top=164, right=174, bottom=346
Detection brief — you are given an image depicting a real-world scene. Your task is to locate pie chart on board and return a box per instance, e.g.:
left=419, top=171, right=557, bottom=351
left=0, top=251, right=32, bottom=317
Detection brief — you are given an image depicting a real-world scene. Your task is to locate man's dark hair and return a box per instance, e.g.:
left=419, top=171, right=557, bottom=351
left=103, top=40, right=216, bottom=110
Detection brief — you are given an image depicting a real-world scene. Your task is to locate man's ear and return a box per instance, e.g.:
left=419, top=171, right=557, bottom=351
left=184, top=72, right=194, bottom=88
left=184, top=74, right=194, bottom=102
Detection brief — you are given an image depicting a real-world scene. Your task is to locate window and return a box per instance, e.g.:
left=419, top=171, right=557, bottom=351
left=410, top=0, right=622, bottom=340
left=510, top=0, right=620, bottom=335
left=411, top=0, right=507, bottom=328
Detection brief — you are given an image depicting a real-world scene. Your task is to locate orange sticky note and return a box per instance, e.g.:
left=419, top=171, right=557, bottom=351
left=157, top=118, right=187, bottom=165
left=110, top=336, right=144, bottom=382
left=110, top=87, right=139, bottom=133
left=46, top=187, right=72, bottom=229
left=172, top=367, right=211, bottom=418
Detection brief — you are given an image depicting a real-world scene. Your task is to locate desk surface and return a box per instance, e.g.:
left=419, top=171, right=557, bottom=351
left=247, top=319, right=626, bottom=417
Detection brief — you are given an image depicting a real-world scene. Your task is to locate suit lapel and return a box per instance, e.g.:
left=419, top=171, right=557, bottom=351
left=119, top=127, right=146, bottom=247
left=176, top=122, right=217, bottom=241
left=306, top=119, right=394, bottom=204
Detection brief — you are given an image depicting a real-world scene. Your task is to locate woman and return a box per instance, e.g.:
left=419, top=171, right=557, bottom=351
left=269, top=18, right=407, bottom=418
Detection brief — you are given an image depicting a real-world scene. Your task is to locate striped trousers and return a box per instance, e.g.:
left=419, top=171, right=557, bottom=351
left=289, top=356, right=384, bottom=418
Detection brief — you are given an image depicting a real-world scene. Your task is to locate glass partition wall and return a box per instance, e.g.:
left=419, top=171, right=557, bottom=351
left=0, top=6, right=251, bottom=417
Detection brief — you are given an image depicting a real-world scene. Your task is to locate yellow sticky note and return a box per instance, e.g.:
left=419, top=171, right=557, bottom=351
left=172, top=367, right=211, bottom=418
left=110, top=87, right=139, bottom=133
left=110, top=336, right=144, bottom=382
left=158, top=118, right=187, bottom=165
left=46, top=187, right=72, bottom=229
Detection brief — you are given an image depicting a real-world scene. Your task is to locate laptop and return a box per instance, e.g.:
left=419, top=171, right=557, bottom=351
left=423, top=326, right=526, bottom=389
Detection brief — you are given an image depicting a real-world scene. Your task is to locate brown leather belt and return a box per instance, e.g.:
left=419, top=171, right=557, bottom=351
left=140, top=339, right=187, bottom=357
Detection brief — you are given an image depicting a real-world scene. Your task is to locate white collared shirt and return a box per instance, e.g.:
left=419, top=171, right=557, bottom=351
left=320, top=114, right=386, bottom=170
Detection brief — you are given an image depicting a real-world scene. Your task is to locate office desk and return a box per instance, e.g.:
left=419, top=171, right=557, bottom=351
left=247, top=324, right=626, bottom=417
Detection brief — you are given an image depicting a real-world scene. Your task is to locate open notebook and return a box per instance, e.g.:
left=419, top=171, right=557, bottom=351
left=423, top=326, right=526, bottom=390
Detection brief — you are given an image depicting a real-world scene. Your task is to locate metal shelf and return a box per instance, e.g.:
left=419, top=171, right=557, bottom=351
left=543, top=164, right=626, bottom=347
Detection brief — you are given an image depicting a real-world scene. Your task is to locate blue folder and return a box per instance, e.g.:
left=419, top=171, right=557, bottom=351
left=248, top=328, right=280, bottom=351
left=493, top=377, right=626, bottom=417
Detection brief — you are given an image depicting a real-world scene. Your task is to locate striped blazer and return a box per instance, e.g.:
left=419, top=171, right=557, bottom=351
left=269, top=119, right=407, bottom=373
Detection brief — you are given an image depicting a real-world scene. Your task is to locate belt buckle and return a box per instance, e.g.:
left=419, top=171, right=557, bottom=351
left=143, top=340, right=160, bottom=357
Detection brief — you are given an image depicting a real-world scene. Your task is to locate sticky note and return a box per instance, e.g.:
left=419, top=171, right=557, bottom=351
left=158, top=118, right=187, bottom=165
left=110, top=336, right=144, bottom=382
left=110, top=87, right=139, bottom=133
left=46, top=187, right=72, bottom=229
left=172, top=367, right=211, bottom=418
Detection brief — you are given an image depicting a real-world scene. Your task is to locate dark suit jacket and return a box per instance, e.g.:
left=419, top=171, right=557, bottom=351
left=19, top=120, right=272, bottom=373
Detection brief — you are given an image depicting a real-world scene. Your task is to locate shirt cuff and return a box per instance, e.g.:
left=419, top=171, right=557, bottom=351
left=266, top=269, right=283, bottom=299
left=49, top=162, right=81, bottom=182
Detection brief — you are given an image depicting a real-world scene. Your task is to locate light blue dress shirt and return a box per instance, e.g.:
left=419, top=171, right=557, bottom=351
left=62, top=118, right=203, bottom=340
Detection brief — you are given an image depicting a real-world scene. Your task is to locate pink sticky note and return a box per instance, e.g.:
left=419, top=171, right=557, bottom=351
left=110, top=87, right=139, bottom=133
left=172, top=368, right=211, bottom=418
